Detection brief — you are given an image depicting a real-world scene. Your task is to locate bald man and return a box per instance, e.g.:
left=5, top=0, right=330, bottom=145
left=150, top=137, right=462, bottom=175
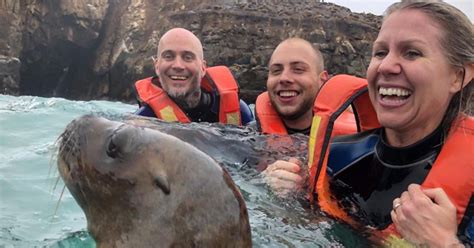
left=134, top=28, right=253, bottom=125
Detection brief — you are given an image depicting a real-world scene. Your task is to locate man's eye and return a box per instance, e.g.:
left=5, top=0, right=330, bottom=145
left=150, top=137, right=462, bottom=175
left=182, top=53, right=195, bottom=62
left=162, top=53, right=174, bottom=60
left=270, top=69, right=281, bottom=75
left=293, top=68, right=305, bottom=73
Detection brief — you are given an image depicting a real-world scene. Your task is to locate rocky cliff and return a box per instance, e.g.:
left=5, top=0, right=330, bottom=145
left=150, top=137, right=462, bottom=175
left=0, top=0, right=381, bottom=103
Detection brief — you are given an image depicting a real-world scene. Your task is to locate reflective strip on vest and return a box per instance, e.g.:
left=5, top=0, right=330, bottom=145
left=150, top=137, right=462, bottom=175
left=308, top=115, right=321, bottom=167
left=226, top=112, right=240, bottom=126
left=308, top=74, right=380, bottom=203
left=159, top=106, right=179, bottom=122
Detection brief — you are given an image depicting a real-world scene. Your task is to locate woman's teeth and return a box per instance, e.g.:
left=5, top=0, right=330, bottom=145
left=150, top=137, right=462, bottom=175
left=379, top=87, right=411, bottom=97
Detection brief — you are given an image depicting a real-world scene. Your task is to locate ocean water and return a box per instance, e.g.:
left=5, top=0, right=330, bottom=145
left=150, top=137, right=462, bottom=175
left=0, top=94, right=371, bottom=247
left=0, top=94, right=136, bottom=247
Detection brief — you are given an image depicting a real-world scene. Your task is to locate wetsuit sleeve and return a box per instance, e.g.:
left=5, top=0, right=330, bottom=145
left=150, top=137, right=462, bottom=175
left=239, top=99, right=255, bottom=125
left=134, top=105, right=157, bottom=118
left=458, top=194, right=474, bottom=246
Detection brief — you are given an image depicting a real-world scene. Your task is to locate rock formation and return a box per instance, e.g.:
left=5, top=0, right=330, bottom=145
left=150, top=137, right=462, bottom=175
left=0, top=0, right=381, bottom=103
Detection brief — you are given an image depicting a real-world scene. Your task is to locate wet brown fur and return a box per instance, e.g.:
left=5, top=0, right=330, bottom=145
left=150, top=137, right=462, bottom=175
left=57, top=115, right=252, bottom=248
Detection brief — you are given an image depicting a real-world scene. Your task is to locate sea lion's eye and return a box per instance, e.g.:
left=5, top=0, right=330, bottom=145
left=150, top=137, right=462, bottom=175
left=106, top=138, right=120, bottom=158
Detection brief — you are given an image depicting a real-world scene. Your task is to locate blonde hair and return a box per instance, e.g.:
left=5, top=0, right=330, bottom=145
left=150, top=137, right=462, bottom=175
left=384, top=0, right=474, bottom=133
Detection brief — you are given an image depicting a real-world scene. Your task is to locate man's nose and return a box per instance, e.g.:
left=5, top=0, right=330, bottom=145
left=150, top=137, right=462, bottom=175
left=279, top=68, right=293, bottom=83
left=171, top=57, right=185, bottom=69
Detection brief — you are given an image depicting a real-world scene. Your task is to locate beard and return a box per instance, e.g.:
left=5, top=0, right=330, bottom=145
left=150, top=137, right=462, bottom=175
left=165, top=76, right=201, bottom=109
left=271, top=95, right=315, bottom=121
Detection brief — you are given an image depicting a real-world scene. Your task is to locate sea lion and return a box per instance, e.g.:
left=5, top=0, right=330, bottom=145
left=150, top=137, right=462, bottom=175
left=57, top=115, right=252, bottom=248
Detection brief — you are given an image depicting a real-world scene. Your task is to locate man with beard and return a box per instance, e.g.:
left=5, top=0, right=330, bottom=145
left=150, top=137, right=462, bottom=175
left=254, top=38, right=329, bottom=135
left=255, top=38, right=357, bottom=194
left=134, top=28, right=254, bottom=125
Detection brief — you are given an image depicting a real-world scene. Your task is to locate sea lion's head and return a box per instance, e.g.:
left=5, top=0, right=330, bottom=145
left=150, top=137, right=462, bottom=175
left=58, top=115, right=251, bottom=247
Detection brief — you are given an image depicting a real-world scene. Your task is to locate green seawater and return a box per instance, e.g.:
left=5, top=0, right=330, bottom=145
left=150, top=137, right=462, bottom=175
left=0, top=94, right=373, bottom=247
left=0, top=95, right=135, bottom=247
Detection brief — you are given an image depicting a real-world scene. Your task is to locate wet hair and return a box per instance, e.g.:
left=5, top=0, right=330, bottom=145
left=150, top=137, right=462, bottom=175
left=384, top=0, right=474, bottom=135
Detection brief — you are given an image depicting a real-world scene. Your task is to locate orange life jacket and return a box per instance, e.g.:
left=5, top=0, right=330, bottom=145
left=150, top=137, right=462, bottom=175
left=421, top=117, right=474, bottom=224
left=134, top=66, right=242, bottom=125
left=255, top=92, right=287, bottom=134
left=254, top=76, right=362, bottom=172
left=307, top=74, right=474, bottom=233
left=255, top=91, right=358, bottom=135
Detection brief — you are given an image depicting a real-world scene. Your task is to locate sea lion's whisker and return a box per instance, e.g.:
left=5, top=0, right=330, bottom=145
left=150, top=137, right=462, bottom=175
left=51, top=175, right=62, bottom=193
left=53, top=184, right=67, bottom=219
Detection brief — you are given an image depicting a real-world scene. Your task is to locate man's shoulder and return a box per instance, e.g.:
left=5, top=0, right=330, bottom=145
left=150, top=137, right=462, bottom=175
left=134, top=105, right=156, bottom=118
left=239, top=99, right=254, bottom=125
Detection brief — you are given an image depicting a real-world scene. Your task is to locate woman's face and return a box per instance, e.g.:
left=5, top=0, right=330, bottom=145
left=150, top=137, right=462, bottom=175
left=367, top=9, right=461, bottom=147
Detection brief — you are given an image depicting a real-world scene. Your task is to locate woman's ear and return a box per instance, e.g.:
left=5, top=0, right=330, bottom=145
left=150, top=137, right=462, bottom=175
left=462, top=63, right=474, bottom=88
left=450, top=64, right=473, bottom=94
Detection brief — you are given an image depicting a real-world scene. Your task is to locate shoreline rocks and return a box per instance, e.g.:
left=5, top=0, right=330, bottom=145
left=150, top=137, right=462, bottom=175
left=0, top=0, right=381, bottom=103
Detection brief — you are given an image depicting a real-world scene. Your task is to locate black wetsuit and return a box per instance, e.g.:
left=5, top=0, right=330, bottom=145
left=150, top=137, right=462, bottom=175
left=327, top=125, right=474, bottom=245
left=287, top=126, right=311, bottom=135
left=327, top=126, right=444, bottom=229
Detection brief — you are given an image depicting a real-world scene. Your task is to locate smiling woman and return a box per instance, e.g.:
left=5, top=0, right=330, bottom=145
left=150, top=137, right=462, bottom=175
left=264, top=1, right=473, bottom=247
left=325, top=1, right=474, bottom=246
left=367, top=8, right=460, bottom=146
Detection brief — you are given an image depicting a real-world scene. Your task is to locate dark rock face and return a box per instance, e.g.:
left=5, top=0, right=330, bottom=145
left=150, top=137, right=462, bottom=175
left=0, top=55, right=20, bottom=95
left=0, top=0, right=381, bottom=103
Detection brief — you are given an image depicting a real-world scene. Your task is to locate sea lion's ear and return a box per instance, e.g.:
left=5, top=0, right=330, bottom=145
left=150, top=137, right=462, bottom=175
left=149, top=165, right=170, bottom=194
left=154, top=174, right=170, bottom=195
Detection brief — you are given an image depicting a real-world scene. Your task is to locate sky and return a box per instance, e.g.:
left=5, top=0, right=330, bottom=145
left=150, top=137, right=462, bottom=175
left=326, top=0, right=473, bottom=21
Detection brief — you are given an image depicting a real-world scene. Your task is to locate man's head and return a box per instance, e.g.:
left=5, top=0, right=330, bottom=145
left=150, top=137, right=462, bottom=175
left=267, top=38, right=328, bottom=129
left=155, top=28, right=207, bottom=109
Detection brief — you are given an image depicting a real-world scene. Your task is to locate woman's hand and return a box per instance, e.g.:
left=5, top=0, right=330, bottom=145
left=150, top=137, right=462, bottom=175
left=263, top=157, right=305, bottom=197
left=391, top=184, right=462, bottom=247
